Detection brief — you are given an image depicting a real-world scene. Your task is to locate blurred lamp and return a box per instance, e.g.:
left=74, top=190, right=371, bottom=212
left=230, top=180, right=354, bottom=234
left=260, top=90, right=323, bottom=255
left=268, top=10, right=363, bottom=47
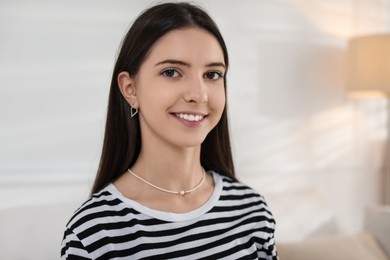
left=348, top=34, right=390, bottom=92
left=348, top=34, right=390, bottom=204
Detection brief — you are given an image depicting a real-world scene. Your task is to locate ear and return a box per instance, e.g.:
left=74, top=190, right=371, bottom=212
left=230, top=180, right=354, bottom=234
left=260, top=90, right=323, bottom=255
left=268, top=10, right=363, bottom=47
left=118, top=71, right=138, bottom=108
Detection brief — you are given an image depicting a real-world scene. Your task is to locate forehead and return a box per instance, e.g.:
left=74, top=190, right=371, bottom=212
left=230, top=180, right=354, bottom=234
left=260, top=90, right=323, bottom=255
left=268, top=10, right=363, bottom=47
left=144, top=27, right=225, bottom=66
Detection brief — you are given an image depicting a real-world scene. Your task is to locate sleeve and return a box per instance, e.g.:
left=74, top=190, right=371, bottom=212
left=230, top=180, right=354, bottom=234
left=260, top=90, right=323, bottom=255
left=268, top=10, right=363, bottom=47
left=257, top=195, right=279, bottom=260
left=61, top=227, right=92, bottom=260
left=262, top=231, right=279, bottom=260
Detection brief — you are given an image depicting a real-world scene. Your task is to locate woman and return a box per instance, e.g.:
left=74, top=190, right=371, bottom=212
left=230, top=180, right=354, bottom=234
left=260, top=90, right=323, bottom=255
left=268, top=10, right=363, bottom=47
left=61, top=2, right=278, bottom=259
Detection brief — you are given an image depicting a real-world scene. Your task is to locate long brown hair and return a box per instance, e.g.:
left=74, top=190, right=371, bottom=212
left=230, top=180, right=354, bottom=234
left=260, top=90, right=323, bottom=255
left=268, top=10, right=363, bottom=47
left=92, top=2, right=235, bottom=194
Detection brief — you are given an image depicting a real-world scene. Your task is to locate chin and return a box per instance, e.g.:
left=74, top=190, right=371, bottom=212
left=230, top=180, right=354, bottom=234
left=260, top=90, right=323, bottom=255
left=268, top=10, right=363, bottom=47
left=172, top=136, right=207, bottom=149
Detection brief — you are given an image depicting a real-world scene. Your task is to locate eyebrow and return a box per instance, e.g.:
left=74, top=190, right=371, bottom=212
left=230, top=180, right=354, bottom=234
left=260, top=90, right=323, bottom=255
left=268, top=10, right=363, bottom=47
left=154, top=59, right=226, bottom=69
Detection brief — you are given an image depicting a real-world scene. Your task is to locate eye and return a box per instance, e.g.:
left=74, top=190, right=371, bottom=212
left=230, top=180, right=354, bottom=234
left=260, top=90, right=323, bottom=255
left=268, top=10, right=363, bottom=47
left=160, top=68, right=181, bottom=78
left=204, top=71, right=224, bottom=80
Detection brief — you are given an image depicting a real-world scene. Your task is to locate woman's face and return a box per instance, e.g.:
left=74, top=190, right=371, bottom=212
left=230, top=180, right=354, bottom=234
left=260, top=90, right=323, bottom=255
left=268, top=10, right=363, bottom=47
left=130, top=27, right=226, bottom=149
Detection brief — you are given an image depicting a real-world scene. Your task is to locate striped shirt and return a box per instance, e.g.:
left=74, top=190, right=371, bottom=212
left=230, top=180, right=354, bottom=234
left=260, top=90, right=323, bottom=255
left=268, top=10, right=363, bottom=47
left=61, top=172, right=278, bottom=259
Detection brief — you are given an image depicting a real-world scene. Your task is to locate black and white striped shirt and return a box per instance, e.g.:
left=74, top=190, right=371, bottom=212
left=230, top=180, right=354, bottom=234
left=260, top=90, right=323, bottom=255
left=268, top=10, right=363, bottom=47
left=61, top=172, right=278, bottom=259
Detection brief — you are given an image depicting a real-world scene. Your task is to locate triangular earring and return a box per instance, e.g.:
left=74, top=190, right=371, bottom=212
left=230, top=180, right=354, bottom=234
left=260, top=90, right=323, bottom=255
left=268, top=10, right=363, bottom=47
left=131, top=107, right=138, bottom=117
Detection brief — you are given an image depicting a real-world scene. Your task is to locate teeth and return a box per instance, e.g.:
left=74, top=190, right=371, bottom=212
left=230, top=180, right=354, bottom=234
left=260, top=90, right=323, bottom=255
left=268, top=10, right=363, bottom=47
left=175, top=113, right=204, bottom=122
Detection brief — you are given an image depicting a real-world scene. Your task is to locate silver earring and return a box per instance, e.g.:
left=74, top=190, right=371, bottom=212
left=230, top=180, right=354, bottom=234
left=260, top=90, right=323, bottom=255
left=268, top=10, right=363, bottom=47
left=131, top=107, right=138, bottom=117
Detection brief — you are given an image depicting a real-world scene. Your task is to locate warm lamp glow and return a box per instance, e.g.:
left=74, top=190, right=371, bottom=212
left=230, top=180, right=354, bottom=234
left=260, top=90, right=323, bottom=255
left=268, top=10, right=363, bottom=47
left=348, top=34, right=390, bottom=92
left=347, top=90, right=387, bottom=99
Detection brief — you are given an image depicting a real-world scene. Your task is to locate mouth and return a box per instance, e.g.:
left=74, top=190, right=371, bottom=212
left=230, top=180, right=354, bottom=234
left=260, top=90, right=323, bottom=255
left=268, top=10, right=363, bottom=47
left=171, top=113, right=206, bottom=122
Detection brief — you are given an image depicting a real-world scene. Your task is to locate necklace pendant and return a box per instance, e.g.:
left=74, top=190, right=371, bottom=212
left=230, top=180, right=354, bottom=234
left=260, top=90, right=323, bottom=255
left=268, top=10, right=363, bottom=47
left=179, top=190, right=186, bottom=196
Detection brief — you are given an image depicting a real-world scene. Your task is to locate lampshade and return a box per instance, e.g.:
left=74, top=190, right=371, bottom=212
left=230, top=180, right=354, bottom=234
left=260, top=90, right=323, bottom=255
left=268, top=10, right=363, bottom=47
left=348, top=34, right=390, bottom=93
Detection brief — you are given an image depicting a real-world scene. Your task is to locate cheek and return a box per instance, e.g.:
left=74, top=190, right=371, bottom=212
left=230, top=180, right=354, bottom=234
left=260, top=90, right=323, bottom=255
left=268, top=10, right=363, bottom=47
left=211, top=87, right=226, bottom=112
left=136, top=78, right=169, bottom=106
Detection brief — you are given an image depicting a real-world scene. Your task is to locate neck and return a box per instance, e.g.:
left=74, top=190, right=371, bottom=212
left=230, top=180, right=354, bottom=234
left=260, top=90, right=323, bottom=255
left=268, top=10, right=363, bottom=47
left=131, top=144, right=204, bottom=191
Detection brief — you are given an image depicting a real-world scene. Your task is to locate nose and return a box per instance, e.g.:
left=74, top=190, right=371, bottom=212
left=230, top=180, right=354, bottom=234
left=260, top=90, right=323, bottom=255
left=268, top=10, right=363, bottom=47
left=184, top=76, right=208, bottom=104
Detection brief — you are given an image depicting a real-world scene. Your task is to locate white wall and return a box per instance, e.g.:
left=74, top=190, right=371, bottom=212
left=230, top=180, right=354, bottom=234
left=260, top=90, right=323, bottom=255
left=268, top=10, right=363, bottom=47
left=1, top=0, right=389, bottom=258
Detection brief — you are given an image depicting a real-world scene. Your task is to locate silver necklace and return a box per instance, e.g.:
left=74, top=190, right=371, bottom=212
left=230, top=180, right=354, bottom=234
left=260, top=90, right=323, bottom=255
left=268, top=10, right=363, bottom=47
left=127, top=168, right=206, bottom=196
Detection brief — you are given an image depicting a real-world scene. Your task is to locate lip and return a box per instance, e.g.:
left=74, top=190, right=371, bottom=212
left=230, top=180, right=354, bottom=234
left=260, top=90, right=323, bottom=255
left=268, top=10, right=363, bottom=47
left=170, top=111, right=207, bottom=128
left=171, top=111, right=208, bottom=116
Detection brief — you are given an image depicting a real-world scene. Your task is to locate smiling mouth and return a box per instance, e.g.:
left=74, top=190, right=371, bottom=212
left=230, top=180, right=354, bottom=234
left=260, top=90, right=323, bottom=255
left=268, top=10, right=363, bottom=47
left=173, top=113, right=205, bottom=122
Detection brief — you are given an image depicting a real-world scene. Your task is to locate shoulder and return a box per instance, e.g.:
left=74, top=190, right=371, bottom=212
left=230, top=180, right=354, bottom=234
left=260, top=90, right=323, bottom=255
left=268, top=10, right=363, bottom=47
left=217, top=172, right=266, bottom=200
left=65, top=185, right=132, bottom=232
left=215, top=172, right=276, bottom=223
left=213, top=173, right=278, bottom=258
left=62, top=186, right=124, bottom=258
